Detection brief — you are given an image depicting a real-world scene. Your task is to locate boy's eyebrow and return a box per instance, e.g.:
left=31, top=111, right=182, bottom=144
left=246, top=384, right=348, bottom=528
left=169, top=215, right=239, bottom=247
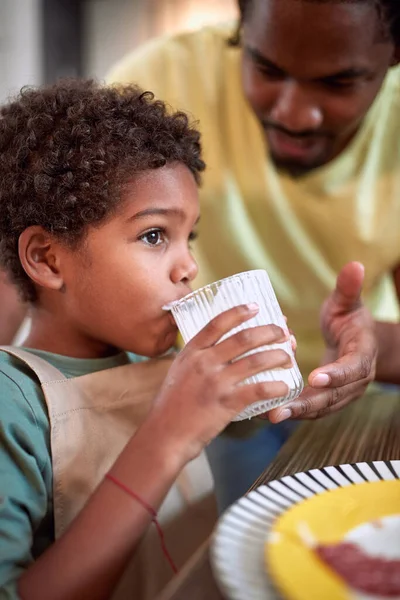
left=127, top=208, right=200, bottom=223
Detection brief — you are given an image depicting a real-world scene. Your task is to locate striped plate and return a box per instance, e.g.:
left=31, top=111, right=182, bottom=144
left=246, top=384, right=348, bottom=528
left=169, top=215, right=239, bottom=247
left=210, top=461, right=400, bottom=600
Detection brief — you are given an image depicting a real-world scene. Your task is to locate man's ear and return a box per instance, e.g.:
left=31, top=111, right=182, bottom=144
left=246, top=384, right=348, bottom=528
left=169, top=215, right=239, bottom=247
left=390, top=46, right=400, bottom=67
left=18, top=226, right=65, bottom=293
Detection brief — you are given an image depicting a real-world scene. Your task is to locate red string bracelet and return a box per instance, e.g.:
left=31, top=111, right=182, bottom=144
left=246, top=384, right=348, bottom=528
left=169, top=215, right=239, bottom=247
left=105, top=472, right=178, bottom=574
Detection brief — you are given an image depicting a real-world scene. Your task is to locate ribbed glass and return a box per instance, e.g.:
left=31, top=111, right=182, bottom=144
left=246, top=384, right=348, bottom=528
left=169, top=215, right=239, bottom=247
left=169, top=270, right=304, bottom=421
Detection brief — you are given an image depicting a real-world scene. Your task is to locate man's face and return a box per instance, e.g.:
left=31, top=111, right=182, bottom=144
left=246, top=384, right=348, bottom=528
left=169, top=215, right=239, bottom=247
left=241, top=0, right=397, bottom=174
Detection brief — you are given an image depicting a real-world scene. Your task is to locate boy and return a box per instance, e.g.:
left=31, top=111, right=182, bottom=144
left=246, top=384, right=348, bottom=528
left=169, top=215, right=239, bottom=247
left=0, top=80, right=291, bottom=599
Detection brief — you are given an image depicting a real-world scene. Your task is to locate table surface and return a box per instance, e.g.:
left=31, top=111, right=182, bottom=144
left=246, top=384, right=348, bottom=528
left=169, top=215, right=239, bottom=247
left=158, top=390, right=400, bottom=600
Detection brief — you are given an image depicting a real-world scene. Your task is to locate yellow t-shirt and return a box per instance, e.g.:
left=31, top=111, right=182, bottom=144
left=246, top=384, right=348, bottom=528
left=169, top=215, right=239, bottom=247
left=107, top=23, right=400, bottom=377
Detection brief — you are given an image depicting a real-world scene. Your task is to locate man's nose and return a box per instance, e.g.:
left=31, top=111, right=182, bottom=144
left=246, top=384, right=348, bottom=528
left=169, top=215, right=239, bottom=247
left=270, top=80, right=323, bottom=133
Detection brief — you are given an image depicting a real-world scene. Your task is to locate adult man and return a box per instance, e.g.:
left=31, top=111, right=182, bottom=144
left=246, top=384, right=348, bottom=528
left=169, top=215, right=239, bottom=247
left=107, top=0, right=400, bottom=509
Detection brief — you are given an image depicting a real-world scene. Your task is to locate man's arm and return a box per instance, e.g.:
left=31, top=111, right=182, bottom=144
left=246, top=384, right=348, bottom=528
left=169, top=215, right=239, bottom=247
left=374, top=264, right=400, bottom=384
left=0, top=272, right=26, bottom=344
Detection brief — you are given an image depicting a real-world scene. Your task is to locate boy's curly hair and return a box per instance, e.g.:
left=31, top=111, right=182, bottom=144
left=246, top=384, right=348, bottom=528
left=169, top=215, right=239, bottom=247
left=0, top=79, right=205, bottom=302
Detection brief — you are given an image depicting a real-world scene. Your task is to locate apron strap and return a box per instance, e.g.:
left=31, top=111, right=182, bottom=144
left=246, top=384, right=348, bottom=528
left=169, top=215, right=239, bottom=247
left=0, top=345, right=199, bottom=505
left=0, top=346, right=66, bottom=384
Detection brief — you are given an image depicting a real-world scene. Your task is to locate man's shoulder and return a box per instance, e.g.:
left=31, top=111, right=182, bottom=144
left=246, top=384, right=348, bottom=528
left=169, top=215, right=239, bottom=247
left=139, top=21, right=236, bottom=52
left=373, top=65, right=400, bottom=164
left=380, top=65, right=400, bottom=110
left=386, top=64, right=400, bottom=88
left=106, top=22, right=238, bottom=86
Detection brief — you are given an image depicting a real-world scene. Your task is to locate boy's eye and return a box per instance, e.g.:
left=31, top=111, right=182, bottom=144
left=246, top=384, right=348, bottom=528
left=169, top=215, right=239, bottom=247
left=140, top=229, right=164, bottom=246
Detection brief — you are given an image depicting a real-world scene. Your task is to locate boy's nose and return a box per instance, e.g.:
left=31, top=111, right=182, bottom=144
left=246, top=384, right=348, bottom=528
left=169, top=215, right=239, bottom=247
left=171, top=253, right=198, bottom=285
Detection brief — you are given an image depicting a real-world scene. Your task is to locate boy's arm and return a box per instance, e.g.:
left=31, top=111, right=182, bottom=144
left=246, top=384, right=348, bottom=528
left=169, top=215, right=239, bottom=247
left=0, top=363, right=183, bottom=600
left=0, top=274, right=26, bottom=344
left=0, top=370, right=50, bottom=598
left=19, top=415, right=184, bottom=600
left=18, top=307, right=290, bottom=600
left=0, top=357, right=183, bottom=600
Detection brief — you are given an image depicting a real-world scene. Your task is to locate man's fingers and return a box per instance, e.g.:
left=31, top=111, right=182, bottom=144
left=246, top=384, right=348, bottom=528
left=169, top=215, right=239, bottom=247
left=268, top=386, right=331, bottom=422
left=331, top=261, right=365, bottom=312
left=308, top=350, right=374, bottom=389
left=300, top=397, right=354, bottom=420
left=268, top=378, right=368, bottom=422
left=297, top=384, right=364, bottom=419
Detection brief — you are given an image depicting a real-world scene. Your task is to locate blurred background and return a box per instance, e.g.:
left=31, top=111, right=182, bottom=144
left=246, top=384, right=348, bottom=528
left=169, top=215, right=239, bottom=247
left=0, top=0, right=238, bottom=104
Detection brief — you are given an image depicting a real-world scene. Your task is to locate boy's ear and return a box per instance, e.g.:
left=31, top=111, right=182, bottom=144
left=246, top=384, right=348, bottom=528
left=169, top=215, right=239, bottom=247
left=18, top=226, right=65, bottom=292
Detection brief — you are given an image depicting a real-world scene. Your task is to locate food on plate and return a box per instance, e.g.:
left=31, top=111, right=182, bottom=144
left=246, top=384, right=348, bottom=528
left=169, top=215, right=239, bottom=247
left=266, top=479, right=400, bottom=599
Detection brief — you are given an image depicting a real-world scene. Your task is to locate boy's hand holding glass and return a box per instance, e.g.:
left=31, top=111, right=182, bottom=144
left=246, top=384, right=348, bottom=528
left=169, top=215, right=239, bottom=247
left=148, top=304, right=292, bottom=464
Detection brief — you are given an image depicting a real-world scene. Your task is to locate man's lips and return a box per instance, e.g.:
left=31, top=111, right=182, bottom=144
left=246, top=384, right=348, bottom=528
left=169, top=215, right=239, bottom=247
left=267, top=129, right=324, bottom=160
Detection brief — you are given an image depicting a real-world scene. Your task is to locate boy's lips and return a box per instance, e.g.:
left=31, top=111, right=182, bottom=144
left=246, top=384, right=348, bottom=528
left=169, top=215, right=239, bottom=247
left=161, top=302, right=180, bottom=327
left=167, top=312, right=177, bottom=328
left=162, top=288, right=193, bottom=331
left=162, top=290, right=192, bottom=312
left=162, top=301, right=177, bottom=312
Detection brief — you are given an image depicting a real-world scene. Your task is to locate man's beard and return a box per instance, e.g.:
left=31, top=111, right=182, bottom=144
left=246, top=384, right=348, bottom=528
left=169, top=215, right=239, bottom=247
left=269, top=151, right=328, bottom=177
left=262, top=120, right=333, bottom=177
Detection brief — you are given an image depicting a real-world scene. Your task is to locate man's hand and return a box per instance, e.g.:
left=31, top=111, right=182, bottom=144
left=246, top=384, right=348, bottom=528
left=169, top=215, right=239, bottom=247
left=269, top=262, right=377, bottom=422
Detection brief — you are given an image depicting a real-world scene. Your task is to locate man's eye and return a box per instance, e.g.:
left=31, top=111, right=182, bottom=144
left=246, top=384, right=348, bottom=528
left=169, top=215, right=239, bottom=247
left=255, top=64, right=285, bottom=81
left=322, top=79, right=356, bottom=90
left=140, top=229, right=164, bottom=246
left=260, top=68, right=284, bottom=81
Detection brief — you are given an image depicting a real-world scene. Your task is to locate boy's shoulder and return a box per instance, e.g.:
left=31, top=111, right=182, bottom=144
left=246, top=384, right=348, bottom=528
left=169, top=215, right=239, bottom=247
left=0, top=350, right=48, bottom=428
left=0, top=349, right=42, bottom=384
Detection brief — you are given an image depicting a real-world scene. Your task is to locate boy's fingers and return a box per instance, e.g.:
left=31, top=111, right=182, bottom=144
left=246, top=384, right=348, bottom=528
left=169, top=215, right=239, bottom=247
left=215, top=324, right=288, bottom=363
left=226, top=348, right=292, bottom=384
left=189, top=304, right=259, bottom=349
left=228, top=380, right=289, bottom=413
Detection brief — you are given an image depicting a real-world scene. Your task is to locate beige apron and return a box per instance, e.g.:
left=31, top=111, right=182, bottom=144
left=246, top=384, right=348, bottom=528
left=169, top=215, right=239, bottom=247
left=1, top=347, right=217, bottom=599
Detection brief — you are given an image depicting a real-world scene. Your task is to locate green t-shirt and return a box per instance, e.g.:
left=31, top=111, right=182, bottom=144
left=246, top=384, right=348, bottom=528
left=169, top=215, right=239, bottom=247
left=0, top=348, right=145, bottom=599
